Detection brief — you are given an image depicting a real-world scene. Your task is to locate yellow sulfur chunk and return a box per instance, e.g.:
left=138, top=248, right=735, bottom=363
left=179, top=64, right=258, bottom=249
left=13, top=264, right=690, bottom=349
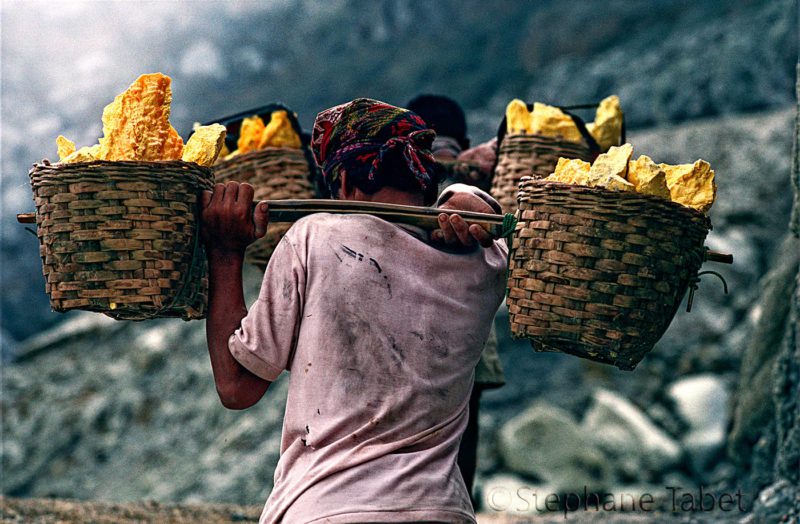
left=589, top=95, right=623, bottom=152
left=627, top=155, right=670, bottom=199
left=660, top=160, right=717, bottom=213
left=530, top=102, right=583, bottom=143
left=97, top=73, right=175, bottom=161
left=587, top=143, right=634, bottom=191
left=237, top=115, right=265, bottom=154
left=258, top=110, right=301, bottom=149
left=56, top=135, right=76, bottom=161
left=162, top=125, right=184, bottom=160
left=545, top=157, right=592, bottom=185
left=596, top=173, right=635, bottom=191
left=182, top=124, right=227, bottom=166
left=589, top=143, right=633, bottom=180
left=61, top=144, right=101, bottom=164
left=506, top=99, right=534, bottom=135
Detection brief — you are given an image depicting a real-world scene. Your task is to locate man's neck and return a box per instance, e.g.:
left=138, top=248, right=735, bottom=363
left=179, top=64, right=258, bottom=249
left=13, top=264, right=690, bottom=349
left=350, top=187, right=425, bottom=207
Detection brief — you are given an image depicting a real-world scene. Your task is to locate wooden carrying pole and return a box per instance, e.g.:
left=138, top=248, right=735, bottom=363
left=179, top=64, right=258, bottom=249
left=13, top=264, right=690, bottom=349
left=17, top=200, right=732, bottom=264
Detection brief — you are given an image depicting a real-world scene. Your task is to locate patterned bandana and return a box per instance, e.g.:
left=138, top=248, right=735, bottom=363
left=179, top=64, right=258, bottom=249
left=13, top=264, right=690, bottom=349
left=311, top=98, right=439, bottom=195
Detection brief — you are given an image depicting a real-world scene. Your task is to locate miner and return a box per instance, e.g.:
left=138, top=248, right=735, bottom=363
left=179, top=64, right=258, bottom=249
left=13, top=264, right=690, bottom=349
left=201, top=98, right=507, bottom=523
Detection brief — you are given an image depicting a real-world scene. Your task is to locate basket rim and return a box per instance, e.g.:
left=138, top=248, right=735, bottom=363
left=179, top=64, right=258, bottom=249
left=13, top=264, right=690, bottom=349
left=29, top=159, right=215, bottom=186
left=518, top=177, right=712, bottom=227
left=214, top=146, right=309, bottom=167
left=499, top=133, right=592, bottom=148
left=31, top=158, right=213, bottom=169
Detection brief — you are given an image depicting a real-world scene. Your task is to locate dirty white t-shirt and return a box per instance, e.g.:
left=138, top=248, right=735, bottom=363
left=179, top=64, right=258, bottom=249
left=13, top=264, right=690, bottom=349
left=229, top=200, right=507, bottom=523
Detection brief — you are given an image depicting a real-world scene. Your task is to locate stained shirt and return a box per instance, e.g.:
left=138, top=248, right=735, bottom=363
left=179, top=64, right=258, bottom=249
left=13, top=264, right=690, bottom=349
left=229, top=189, right=507, bottom=523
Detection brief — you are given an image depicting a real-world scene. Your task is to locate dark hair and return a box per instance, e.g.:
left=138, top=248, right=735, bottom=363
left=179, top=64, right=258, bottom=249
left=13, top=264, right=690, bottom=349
left=406, top=94, right=469, bottom=149
left=334, top=147, right=441, bottom=206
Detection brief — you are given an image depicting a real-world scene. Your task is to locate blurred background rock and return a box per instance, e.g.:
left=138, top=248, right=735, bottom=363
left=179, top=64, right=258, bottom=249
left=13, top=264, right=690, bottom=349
left=1, top=0, right=797, bottom=520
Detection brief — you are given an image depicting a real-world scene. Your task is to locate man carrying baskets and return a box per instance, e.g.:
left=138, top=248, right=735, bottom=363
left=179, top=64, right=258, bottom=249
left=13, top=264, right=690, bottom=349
left=201, top=98, right=507, bottom=523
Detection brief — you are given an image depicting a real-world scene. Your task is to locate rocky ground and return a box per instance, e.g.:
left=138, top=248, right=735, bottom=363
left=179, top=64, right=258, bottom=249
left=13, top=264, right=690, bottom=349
left=0, top=497, right=742, bottom=523
left=0, top=497, right=262, bottom=524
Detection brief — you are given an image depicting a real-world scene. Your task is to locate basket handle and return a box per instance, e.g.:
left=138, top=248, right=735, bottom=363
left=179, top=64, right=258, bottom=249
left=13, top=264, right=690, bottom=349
left=557, top=105, right=602, bottom=156
left=560, top=102, right=627, bottom=145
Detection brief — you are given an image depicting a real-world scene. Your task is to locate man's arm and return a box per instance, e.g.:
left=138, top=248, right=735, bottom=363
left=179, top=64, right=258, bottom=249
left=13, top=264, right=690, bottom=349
left=201, top=181, right=270, bottom=410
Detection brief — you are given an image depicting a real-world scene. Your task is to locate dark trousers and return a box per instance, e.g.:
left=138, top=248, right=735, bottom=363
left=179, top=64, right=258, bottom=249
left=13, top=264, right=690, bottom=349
left=457, top=385, right=482, bottom=507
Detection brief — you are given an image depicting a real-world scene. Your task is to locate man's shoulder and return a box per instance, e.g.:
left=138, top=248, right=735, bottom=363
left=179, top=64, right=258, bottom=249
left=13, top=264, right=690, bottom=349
left=285, top=213, right=397, bottom=245
left=290, top=212, right=387, bottom=233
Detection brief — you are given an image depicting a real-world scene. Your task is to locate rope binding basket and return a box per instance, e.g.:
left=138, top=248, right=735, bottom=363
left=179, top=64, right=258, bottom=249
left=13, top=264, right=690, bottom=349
left=209, top=104, right=317, bottom=269
left=506, top=176, right=715, bottom=370
left=28, top=159, right=214, bottom=321
left=491, top=102, right=613, bottom=214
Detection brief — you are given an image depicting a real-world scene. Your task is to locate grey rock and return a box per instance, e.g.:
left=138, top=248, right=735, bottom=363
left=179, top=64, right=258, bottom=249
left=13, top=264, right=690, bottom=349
left=582, top=389, right=682, bottom=480
left=497, top=401, right=610, bottom=492
left=727, top=235, right=800, bottom=483
left=741, top=480, right=800, bottom=524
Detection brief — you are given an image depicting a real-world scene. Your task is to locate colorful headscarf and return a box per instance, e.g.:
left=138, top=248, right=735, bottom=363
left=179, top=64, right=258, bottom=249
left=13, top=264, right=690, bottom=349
left=311, top=98, right=440, bottom=195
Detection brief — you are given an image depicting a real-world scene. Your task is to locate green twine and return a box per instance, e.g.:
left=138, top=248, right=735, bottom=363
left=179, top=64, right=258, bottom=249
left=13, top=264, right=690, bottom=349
left=502, top=212, right=518, bottom=298
left=500, top=212, right=518, bottom=239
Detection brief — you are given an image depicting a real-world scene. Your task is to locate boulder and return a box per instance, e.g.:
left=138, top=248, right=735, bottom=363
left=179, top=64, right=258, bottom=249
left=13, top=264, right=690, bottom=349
left=667, top=374, right=730, bottom=473
left=497, top=401, right=610, bottom=492
left=582, top=389, right=682, bottom=479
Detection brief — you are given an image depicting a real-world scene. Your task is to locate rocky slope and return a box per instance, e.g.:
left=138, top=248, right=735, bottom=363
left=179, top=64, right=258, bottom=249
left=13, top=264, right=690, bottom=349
left=2, top=107, right=795, bottom=519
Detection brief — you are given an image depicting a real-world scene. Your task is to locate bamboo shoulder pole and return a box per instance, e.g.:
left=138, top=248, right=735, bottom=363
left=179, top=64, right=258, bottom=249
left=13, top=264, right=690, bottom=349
left=18, top=199, right=507, bottom=236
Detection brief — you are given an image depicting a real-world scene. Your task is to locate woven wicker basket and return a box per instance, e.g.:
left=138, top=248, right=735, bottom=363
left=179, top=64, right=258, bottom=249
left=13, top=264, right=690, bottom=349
left=506, top=177, right=712, bottom=370
left=491, top=135, right=594, bottom=214
left=213, top=147, right=315, bottom=268
left=29, top=160, right=214, bottom=321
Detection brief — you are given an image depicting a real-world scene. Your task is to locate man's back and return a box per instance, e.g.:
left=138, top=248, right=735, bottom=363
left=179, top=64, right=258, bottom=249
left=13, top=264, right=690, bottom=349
left=229, top=213, right=507, bottom=523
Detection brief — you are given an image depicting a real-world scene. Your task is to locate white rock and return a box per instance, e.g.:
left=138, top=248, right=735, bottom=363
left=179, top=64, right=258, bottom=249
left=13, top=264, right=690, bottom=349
left=667, top=374, right=730, bottom=433
left=668, top=375, right=730, bottom=471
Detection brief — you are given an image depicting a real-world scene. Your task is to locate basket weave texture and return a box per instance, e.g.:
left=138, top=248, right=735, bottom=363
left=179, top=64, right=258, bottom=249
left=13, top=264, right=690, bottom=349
left=29, top=160, right=214, bottom=320
left=507, top=177, right=711, bottom=370
left=213, top=147, right=314, bottom=268
left=491, top=134, right=594, bottom=213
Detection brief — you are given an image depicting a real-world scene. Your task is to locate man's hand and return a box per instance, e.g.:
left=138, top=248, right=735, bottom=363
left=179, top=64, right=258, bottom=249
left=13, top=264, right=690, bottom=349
left=431, top=191, right=496, bottom=249
left=201, top=181, right=269, bottom=255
